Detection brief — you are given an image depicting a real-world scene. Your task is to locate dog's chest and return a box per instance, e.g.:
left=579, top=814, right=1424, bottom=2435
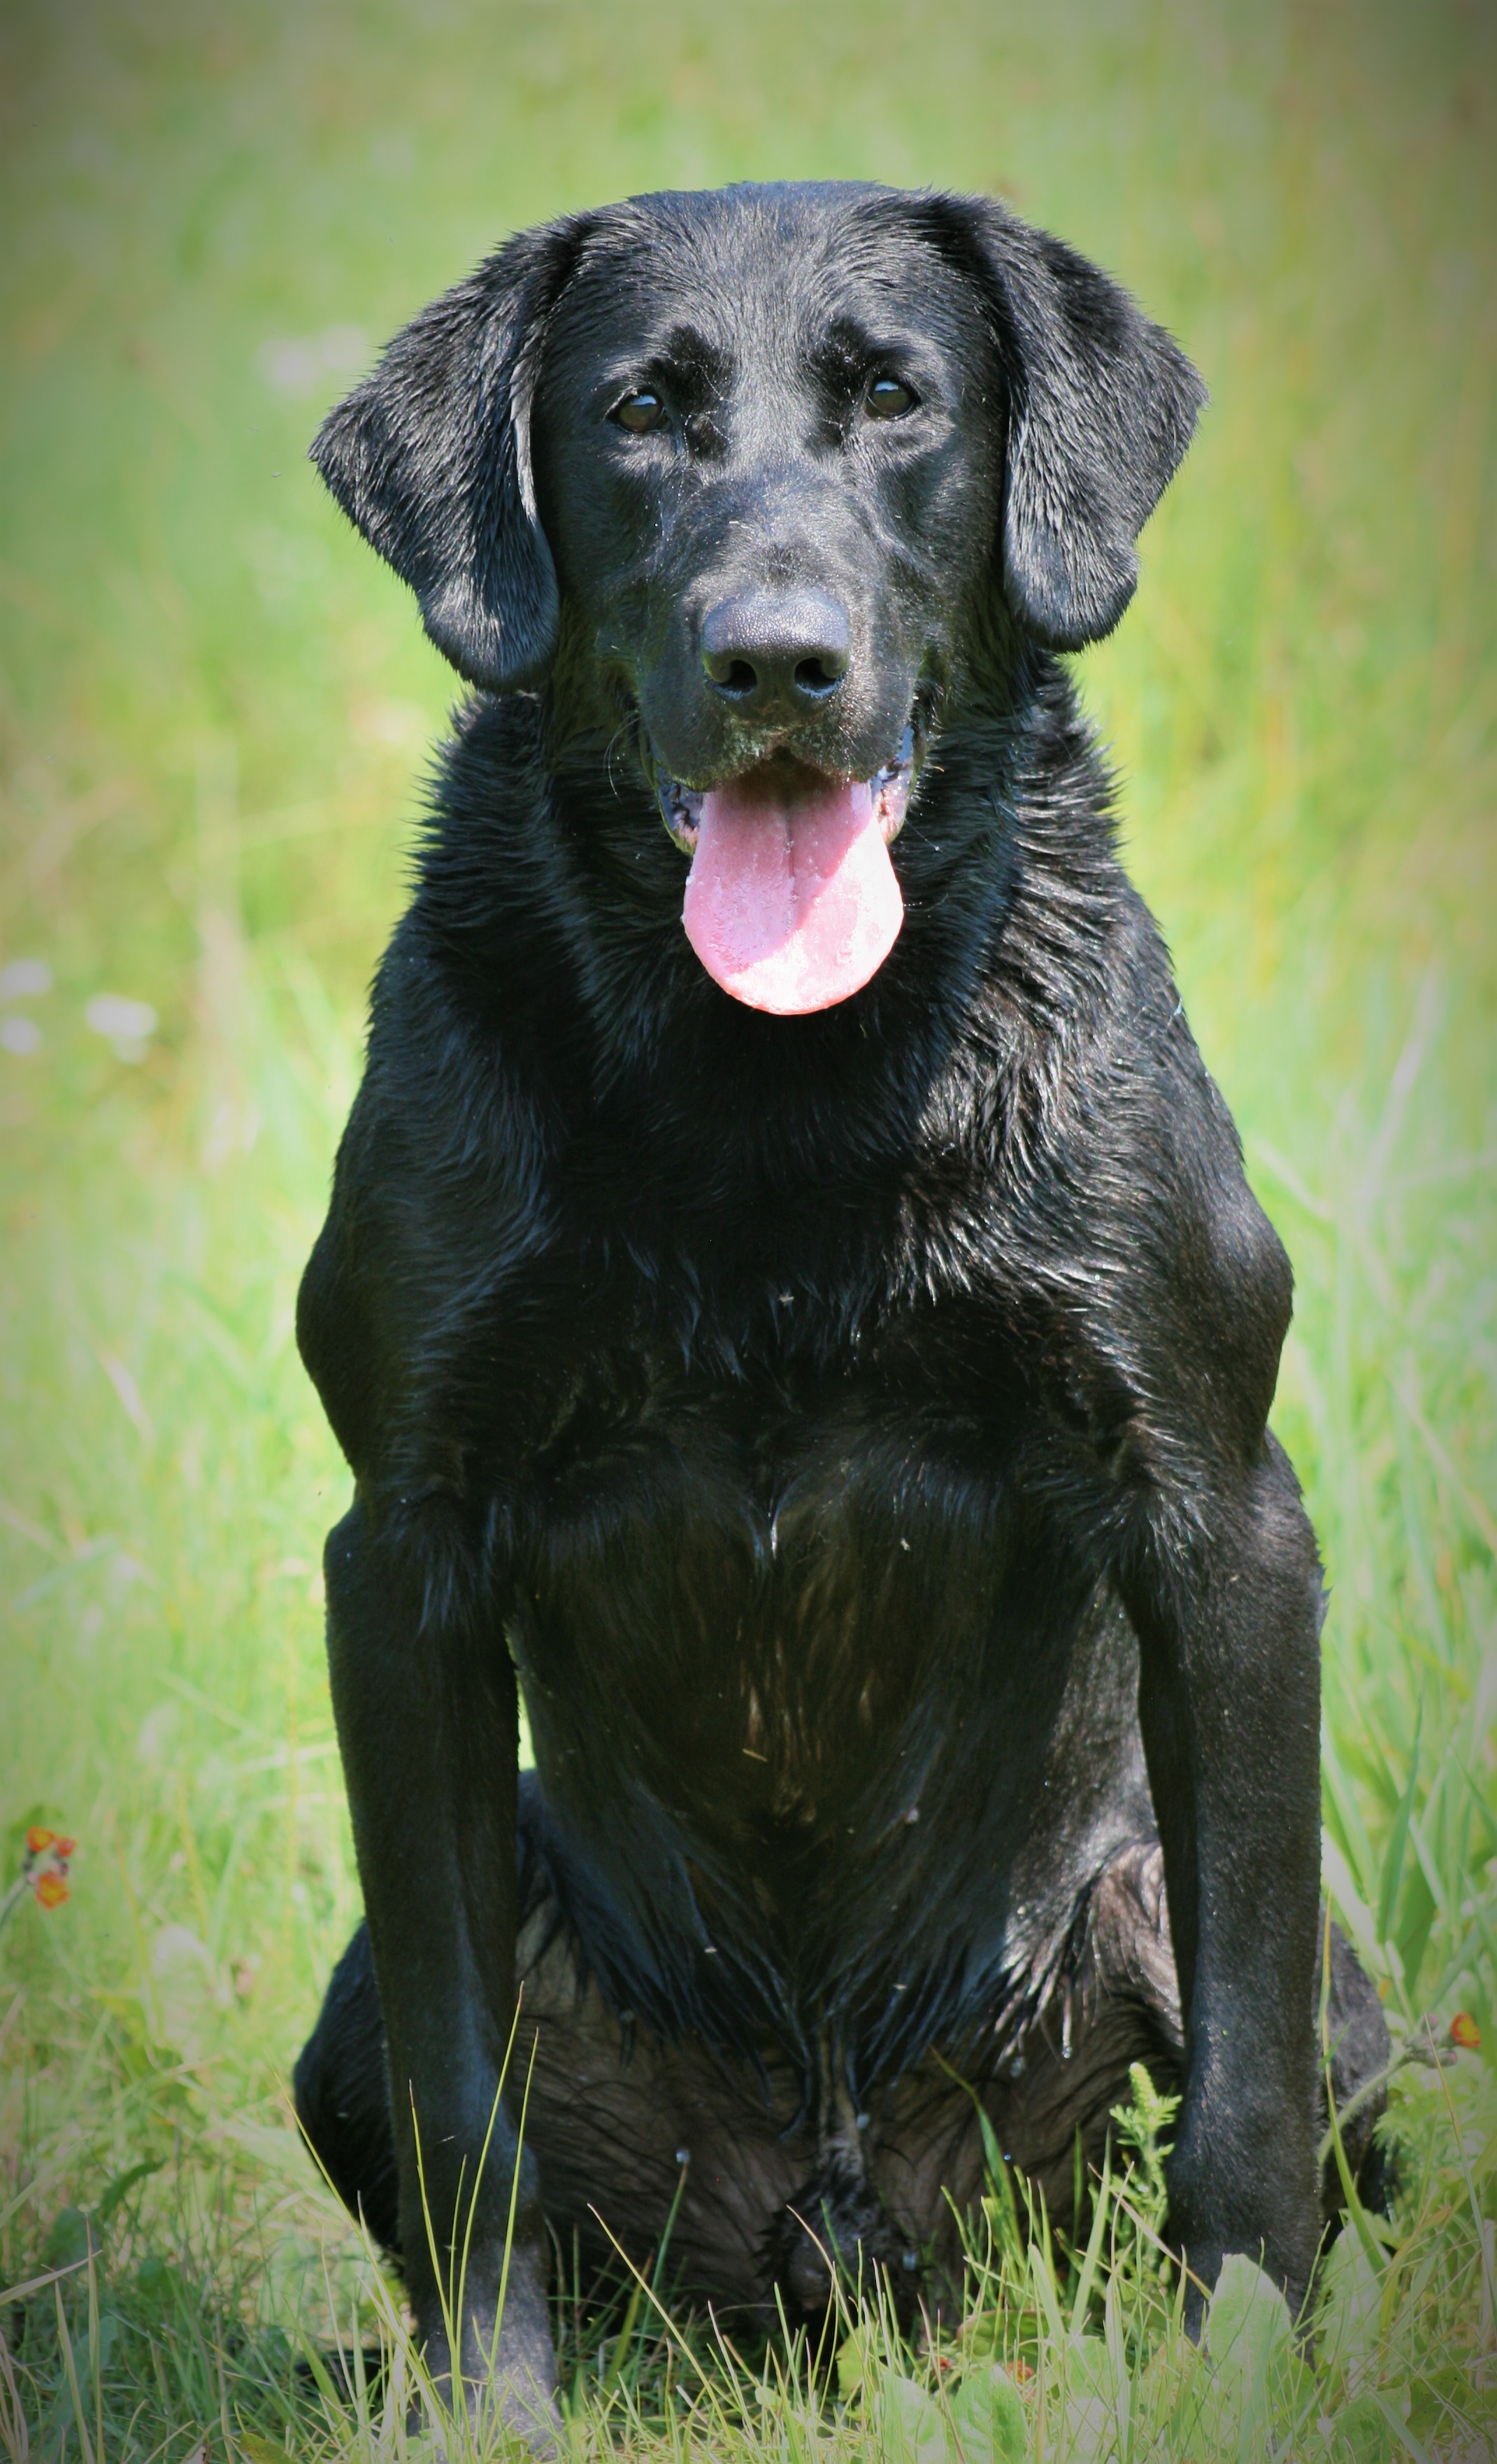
left=509, top=1332, right=1038, bottom=1842
left=498, top=1306, right=1144, bottom=2042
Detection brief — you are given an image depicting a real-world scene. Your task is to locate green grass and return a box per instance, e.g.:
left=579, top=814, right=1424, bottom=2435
left=1, top=0, right=1494, bottom=2454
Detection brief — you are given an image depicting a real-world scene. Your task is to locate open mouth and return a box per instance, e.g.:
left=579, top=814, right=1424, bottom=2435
left=656, top=729, right=917, bottom=1016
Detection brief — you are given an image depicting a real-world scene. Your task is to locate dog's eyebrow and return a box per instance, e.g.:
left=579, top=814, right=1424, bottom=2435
left=803, top=322, right=867, bottom=388
left=803, top=316, right=936, bottom=397
left=585, top=320, right=731, bottom=417
left=649, top=322, right=731, bottom=393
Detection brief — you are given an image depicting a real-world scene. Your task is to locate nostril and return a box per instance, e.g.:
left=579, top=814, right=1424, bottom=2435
left=794, top=656, right=843, bottom=698
left=701, top=647, right=761, bottom=697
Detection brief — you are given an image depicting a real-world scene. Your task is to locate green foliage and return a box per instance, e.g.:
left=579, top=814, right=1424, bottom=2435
left=1, top=0, right=1494, bottom=2454
left=1110, top=2064, right=1181, bottom=2248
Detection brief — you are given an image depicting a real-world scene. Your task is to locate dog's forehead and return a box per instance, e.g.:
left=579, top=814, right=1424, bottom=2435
left=550, top=184, right=971, bottom=373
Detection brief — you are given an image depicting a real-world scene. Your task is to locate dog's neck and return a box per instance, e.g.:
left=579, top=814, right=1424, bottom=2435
left=411, top=657, right=1124, bottom=1201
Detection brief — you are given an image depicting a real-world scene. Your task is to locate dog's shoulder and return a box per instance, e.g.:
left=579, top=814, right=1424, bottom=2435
left=297, top=790, right=575, bottom=1474
left=931, top=795, right=1292, bottom=1474
left=1064, top=883, right=1294, bottom=1464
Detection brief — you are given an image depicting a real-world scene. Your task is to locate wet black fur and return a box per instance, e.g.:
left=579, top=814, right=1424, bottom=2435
left=292, top=183, right=1386, bottom=2414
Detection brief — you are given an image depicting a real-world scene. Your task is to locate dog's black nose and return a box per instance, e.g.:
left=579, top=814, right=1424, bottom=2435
left=701, top=590, right=851, bottom=712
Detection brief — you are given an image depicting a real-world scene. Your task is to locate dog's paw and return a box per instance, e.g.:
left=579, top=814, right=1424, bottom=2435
left=415, top=2244, right=563, bottom=2458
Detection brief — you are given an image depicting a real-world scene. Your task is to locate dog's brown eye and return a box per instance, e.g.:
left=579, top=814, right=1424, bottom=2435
left=613, top=389, right=665, bottom=435
left=866, top=377, right=916, bottom=420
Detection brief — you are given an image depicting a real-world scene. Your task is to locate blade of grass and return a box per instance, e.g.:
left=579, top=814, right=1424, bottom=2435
left=1379, top=1697, right=1424, bottom=1948
left=52, top=2284, right=96, bottom=2464
left=1068, top=2140, right=1113, bottom=2337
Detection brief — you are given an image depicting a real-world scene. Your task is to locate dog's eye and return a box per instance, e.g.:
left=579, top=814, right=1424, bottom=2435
left=613, top=389, right=666, bottom=435
left=866, top=377, right=916, bottom=420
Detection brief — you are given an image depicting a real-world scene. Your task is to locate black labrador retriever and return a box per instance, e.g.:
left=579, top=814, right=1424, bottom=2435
left=292, top=182, right=1389, bottom=2445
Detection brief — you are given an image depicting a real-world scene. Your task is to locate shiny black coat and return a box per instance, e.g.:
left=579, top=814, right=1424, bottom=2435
left=293, top=184, right=1354, bottom=2430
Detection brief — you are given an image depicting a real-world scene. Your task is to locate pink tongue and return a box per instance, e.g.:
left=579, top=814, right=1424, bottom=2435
left=681, top=774, right=903, bottom=1014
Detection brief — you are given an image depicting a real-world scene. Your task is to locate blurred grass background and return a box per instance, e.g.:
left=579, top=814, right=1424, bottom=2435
left=0, top=0, right=1494, bottom=2452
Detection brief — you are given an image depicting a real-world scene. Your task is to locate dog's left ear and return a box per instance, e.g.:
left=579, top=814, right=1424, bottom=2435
left=311, top=216, right=591, bottom=692
left=928, top=195, right=1207, bottom=650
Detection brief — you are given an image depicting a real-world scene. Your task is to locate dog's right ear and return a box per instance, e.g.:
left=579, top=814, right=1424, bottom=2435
left=311, top=218, right=589, bottom=694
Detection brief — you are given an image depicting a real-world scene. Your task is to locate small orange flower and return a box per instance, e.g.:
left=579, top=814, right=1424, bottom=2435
left=25, top=1825, right=55, bottom=1856
left=1451, top=2011, right=1482, bottom=2051
left=55, top=1837, right=76, bottom=1859
left=1010, top=2358, right=1033, bottom=2383
left=33, top=1872, right=69, bottom=1910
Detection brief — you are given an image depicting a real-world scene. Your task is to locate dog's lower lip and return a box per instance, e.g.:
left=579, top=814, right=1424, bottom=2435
left=659, top=779, right=705, bottom=856
left=656, top=730, right=917, bottom=855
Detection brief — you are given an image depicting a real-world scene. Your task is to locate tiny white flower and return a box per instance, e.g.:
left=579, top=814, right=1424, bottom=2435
left=85, top=993, right=158, bottom=1062
left=0, top=959, right=52, bottom=999
left=257, top=326, right=368, bottom=395
left=1, top=1016, right=42, bottom=1054
left=319, top=323, right=370, bottom=374
left=257, top=336, right=321, bottom=393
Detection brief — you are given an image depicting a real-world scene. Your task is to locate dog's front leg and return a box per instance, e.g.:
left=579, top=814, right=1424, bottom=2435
left=322, top=1497, right=559, bottom=2453
left=1122, top=1432, right=1324, bottom=2324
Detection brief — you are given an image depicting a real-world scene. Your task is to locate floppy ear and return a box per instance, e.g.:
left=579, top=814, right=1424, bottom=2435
left=929, top=195, right=1207, bottom=650
left=311, top=217, right=590, bottom=692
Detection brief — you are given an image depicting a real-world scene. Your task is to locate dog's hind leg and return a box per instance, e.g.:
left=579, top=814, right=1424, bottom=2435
left=870, top=1842, right=1393, bottom=2289
left=294, top=1779, right=815, bottom=2322
left=1316, top=1911, right=1397, bottom=2219
left=868, top=1844, right=1188, bottom=2283
left=294, top=1920, right=401, bottom=2254
left=1081, top=1842, right=1394, bottom=2230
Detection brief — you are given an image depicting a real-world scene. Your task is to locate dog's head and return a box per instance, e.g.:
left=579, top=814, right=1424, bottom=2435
left=315, top=183, right=1203, bottom=1016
